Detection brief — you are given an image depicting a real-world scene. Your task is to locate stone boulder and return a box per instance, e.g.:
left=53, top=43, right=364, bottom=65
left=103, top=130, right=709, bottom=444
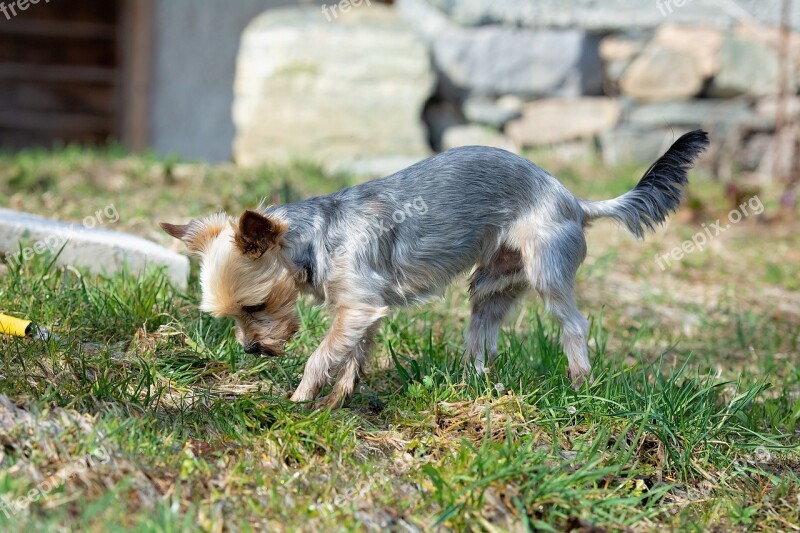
left=709, top=34, right=780, bottom=98
left=397, top=0, right=602, bottom=98
left=599, top=35, right=646, bottom=84
left=653, top=25, right=723, bottom=78
left=420, top=0, right=800, bottom=32
left=441, top=124, right=518, bottom=153
left=0, top=209, right=189, bottom=289
left=462, top=95, right=522, bottom=128
left=506, top=98, right=620, bottom=146
left=232, top=6, right=435, bottom=175
left=599, top=127, right=683, bottom=166
left=431, top=27, right=603, bottom=97
left=627, top=100, right=754, bottom=131
left=620, top=43, right=704, bottom=101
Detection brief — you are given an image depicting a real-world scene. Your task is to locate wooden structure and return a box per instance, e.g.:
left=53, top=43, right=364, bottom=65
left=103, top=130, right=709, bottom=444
left=0, top=0, right=152, bottom=150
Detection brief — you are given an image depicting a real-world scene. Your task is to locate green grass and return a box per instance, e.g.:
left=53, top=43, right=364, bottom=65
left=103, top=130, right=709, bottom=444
left=0, top=147, right=799, bottom=531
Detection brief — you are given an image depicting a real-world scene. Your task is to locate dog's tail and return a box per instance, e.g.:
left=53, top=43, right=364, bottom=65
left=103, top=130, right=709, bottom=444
left=579, top=129, right=709, bottom=238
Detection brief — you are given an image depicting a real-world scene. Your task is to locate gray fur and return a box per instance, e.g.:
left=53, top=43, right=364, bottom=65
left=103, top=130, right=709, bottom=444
left=580, top=130, right=710, bottom=238
left=270, top=130, right=708, bottom=307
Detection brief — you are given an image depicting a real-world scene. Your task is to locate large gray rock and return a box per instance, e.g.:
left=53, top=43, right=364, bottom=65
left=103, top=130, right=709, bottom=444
left=620, top=43, right=703, bottom=101
left=627, top=100, right=752, bottom=129
left=599, top=34, right=646, bottom=84
left=397, top=0, right=601, bottom=98
left=441, top=124, right=518, bottom=153
left=232, top=6, right=435, bottom=174
left=431, top=27, right=603, bottom=97
left=709, top=35, right=780, bottom=98
left=462, top=95, right=522, bottom=128
left=506, top=98, right=621, bottom=146
left=599, top=127, right=684, bottom=166
left=628, top=100, right=773, bottom=146
left=421, top=0, right=800, bottom=32
left=0, top=209, right=189, bottom=289
left=653, top=25, right=723, bottom=78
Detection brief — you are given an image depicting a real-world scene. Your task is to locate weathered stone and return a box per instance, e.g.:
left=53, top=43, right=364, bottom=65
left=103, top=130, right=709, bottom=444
left=0, top=209, right=189, bottom=289
left=431, top=27, right=603, bottom=97
left=542, top=139, right=598, bottom=163
left=654, top=25, right=723, bottom=78
left=599, top=35, right=644, bottom=63
left=709, top=35, right=779, bottom=98
left=620, top=43, right=703, bottom=101
left=232, top=6, right=434, bottom=174
left=600, top=127, right=682, bottom=166
left=419, top=0, right=800, bottom=32
left=769, top=126, right=800, bottom=177
left=734, top=25, right=800, bottom=93
left=441, top=124, right=518, bottom=153
left=327, top=156, right=430, bottom=179
left=627, top=100, right=752, bottom=129
left=397, top=0, right=601, bottom=97
left=462, top=95, right=522, bottom=128
left=506, top=98, right=621, bottom=146
left=599, top=35, right=648, bottom=86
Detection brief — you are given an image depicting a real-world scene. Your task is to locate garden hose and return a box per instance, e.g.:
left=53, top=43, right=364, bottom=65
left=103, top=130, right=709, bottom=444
left=0, top=312, right=125, bottom=358
left=0, top=313, right=55, bottom=341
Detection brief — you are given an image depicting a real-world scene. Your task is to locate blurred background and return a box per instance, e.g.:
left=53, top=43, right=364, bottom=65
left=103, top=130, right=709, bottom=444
left=0, top=0, right=798, bottom=187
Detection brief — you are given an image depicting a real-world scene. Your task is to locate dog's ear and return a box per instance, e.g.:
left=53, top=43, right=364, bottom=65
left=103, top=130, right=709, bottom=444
left=160, top=215, right=227, bottom=256
left=234, top=210, right=287, bottom=258
left=160, top=222, right=190, bottom=241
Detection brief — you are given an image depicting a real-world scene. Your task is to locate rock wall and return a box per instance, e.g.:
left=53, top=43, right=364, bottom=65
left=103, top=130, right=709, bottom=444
left=425, top=0, right=800, bottom=32
left=396, top=0, right=800, bottom=180
left=230, top=0, right=800, bottom=178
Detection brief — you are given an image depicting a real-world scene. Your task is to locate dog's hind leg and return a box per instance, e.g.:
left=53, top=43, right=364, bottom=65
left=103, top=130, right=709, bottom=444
left=521, top=221, right=592, bottom=389
left=290, top=305, right=387, bottom=404
left=466, top=285, right=526, bottom=373
left=316, top=321, right=381, bottom=409
left=466, top=247, right=528, bottom=373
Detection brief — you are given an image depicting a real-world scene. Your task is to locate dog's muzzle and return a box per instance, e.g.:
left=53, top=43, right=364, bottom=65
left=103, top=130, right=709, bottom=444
left=243, top=341, right=280, bottom=357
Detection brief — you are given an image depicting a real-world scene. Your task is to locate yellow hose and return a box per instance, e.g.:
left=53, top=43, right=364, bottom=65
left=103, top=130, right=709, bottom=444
left=0, top=313, right=32, bottom=338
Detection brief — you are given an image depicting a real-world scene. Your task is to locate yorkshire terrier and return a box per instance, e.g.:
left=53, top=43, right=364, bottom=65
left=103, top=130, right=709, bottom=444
left=162, top=130, right=708, bottom=408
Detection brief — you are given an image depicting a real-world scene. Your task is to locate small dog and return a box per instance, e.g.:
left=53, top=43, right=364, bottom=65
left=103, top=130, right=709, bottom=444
left=162, top=130, right=708, bottom=408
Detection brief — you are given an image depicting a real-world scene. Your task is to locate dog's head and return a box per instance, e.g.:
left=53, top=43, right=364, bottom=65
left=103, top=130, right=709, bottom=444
left=161, top=210, right=300, bottom=356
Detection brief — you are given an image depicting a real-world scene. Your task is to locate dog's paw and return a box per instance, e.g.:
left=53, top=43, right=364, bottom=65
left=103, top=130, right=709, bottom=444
left=313, top=391, right=352, bottom=410
left=289, top=389, right=316, bottom=404
left=568, top=369, right=594, bottom=390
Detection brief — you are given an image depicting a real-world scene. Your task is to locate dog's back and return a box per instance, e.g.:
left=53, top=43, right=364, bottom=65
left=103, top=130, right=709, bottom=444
left=274, top=146, right=582, bottom=302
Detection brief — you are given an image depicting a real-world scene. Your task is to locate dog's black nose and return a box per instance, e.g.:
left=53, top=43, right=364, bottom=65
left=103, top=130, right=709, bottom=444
left=243, top=342, right=261, bottom=354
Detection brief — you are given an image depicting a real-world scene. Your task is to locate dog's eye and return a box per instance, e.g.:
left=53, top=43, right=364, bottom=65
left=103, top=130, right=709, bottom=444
left=242, top=303, right=266, bottom=314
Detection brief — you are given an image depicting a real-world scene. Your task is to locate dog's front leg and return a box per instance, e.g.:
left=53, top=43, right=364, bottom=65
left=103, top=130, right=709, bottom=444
left=315, top=321, right=382, bottom=409
left=290, top=305, right=387, bottom=404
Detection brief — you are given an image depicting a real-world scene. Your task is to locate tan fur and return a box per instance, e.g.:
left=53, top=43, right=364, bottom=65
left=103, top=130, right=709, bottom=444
left=290, top=306, right=387, bottom=403
left=166, top=213, right=301, bottom=357
left=160, top=213, right=229, bottom=256
left=234, top=210, right=288, bottom=258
